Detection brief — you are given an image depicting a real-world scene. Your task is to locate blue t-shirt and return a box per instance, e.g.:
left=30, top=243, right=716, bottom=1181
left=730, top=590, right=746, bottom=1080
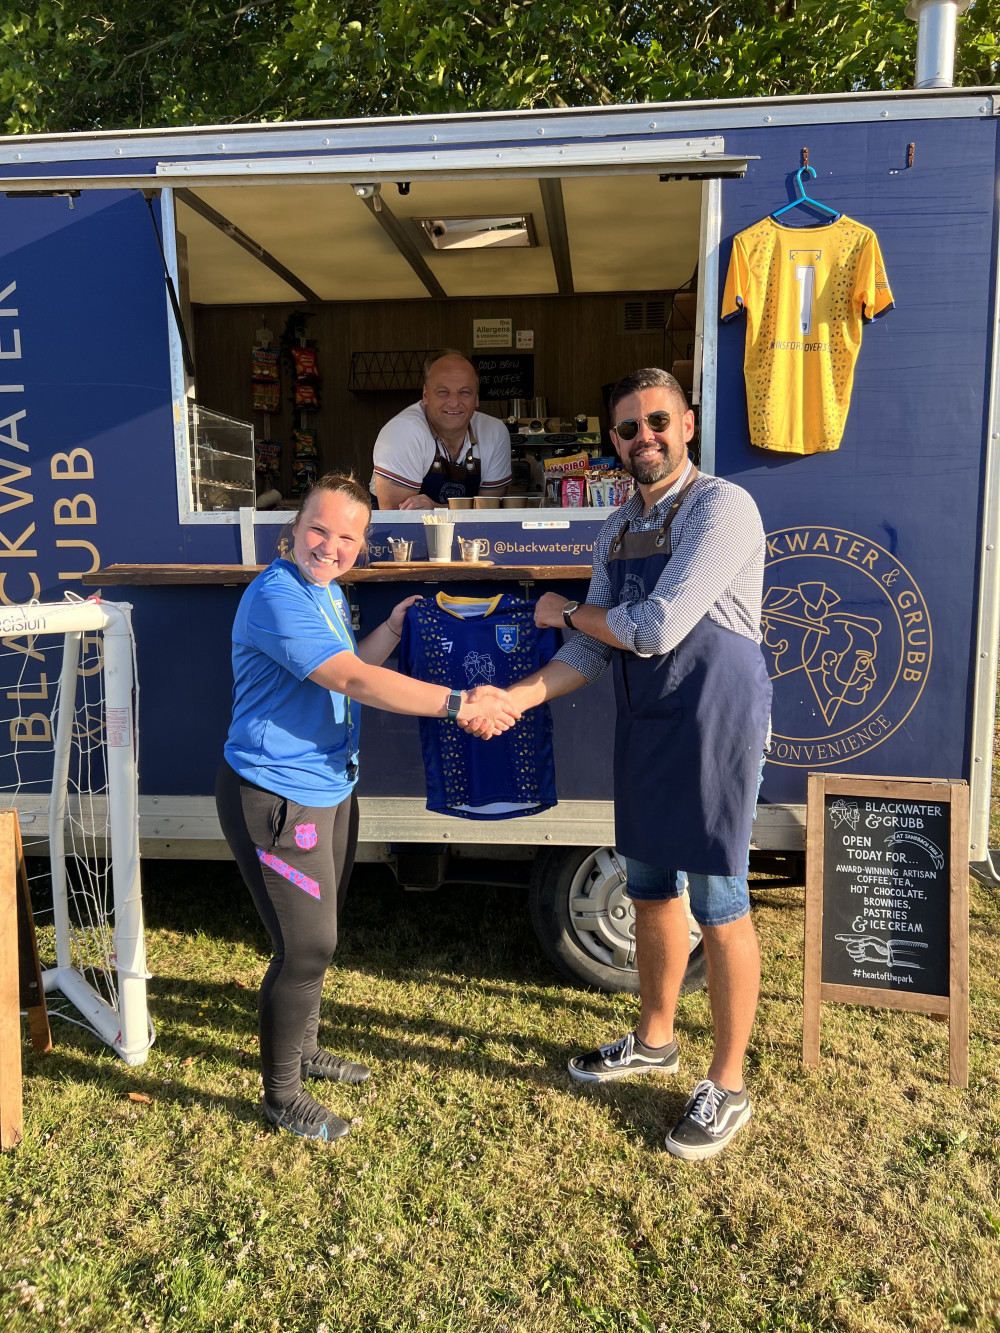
left=224, top=558, right=359, bottom=806
left=400, top=592, right=559, bottom=820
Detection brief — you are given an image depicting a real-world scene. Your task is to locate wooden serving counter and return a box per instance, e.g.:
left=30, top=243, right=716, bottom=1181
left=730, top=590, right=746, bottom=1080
left=84, top=563, right=593, bottom=587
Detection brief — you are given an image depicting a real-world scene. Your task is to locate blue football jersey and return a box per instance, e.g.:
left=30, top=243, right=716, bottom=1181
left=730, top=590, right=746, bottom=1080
left=400, top=592, right=560, bottom=820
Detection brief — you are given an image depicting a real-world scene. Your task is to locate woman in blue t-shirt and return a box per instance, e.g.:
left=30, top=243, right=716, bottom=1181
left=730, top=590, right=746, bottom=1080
left=216, top=473, right=517, bottom=1143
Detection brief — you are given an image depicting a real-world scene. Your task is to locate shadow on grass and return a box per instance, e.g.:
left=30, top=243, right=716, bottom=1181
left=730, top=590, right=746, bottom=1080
left=139, top=858, right=625, bottom=1013
left=23, top=860, right=774, bottom=1145
left=23, top=1004, right=704, bottom=1151
left=34, top=969, right=659, bottom=1092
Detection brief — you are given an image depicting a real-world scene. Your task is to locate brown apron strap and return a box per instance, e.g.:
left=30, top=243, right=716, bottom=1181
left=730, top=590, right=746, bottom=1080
left=430, top=430, right=481, bottom=482
left=610, top=467, right=701, bottom=554
left=654, top=467, right=700, bottom=550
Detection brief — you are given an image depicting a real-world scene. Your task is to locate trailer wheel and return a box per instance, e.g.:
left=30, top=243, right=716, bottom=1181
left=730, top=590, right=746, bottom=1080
left=529, top=846, right=705, bottom=995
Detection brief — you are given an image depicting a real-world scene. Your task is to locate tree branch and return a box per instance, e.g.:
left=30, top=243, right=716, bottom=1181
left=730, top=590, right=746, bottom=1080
left=108, top=0, right=280, bottom=84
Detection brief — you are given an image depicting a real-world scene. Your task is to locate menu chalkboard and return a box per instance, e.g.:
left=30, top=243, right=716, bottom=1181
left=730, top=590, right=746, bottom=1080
left=821, top=790, right=950, bottom=996
left=803, top=773, right=969, bottom=1087
left=471, top=353, right=534, bottom=401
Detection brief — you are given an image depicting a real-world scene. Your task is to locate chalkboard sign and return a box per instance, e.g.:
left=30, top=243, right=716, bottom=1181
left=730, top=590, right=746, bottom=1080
left=471, top=353, right=534, bottom=401
left=803, top=774, right=969, bottom=1086
left=821, top=791, right=951, bottom=995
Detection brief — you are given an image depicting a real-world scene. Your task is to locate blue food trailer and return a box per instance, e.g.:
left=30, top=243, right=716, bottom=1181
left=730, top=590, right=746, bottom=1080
left=1, top=79, right=997, bottom=993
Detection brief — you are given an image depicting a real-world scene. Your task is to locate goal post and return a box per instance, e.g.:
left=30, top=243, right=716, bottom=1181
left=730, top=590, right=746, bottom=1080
left=2, top=596, right=152, bottom=1066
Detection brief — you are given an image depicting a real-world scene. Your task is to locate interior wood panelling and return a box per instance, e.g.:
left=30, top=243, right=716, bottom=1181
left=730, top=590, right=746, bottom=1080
left=192, top=293, right=670, bottom=492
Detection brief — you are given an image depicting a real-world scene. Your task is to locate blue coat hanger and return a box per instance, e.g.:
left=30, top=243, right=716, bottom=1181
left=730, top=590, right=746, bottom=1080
left=771, top=165, right=841, bottom=222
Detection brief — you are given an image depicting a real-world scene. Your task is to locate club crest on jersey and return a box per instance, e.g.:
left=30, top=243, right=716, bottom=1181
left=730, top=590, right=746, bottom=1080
left=294, top=822, right=318, bottom=850
left=496, top=624, right=518, bottom=653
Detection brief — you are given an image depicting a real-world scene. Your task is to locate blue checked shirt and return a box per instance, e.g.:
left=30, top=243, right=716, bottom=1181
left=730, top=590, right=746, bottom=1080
left=555, top=461, right=766, bottom=685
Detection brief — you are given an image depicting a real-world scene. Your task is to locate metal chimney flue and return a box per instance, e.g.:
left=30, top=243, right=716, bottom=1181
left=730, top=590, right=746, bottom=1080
left=905, top=0, right=972, bottom=88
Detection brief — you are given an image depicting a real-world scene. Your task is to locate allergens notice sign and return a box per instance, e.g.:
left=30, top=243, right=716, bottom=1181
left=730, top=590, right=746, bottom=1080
left=803, top=773, right=969, bottom=1086
left=473, top=318, right=512, bottom=349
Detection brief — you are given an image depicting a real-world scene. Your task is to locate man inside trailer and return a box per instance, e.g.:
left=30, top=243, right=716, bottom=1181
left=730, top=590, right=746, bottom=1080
left=370, top=350, right=511, bottom=509
left=506, top=367, right=771, bottom=1161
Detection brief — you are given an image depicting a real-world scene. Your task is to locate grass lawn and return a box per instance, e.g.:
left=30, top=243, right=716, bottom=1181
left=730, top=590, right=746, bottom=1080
left=2, top=859, right=999, bottom=1333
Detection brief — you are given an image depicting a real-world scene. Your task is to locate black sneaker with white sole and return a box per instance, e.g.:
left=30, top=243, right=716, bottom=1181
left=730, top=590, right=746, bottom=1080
left=301, top=1049, right=371, bottom=1084
left=262, top=1089, right=350, bottom=1143
left=664, top=1079, right=751, bottom=1160
left=568, top=1031, right=679, bottom=1083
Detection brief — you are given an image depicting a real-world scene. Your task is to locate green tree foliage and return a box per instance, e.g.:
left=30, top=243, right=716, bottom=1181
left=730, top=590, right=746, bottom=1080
left=2, top=0, right=997, bottom=134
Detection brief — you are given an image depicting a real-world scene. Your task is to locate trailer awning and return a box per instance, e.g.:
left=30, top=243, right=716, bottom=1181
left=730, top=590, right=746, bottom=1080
left=0, top=136, right=749, bottom=304
left=0, top=136, right=749, bottom=194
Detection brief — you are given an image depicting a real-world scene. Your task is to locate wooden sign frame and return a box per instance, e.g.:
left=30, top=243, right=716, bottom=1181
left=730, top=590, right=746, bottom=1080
left=0, top=810, right=52, bottom=1150
left=803, top=774, right=969, bottom=1087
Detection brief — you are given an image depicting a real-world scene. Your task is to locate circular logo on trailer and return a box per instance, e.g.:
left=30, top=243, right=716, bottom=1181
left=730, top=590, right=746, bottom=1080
left=763, top=527, right=931, bottom=768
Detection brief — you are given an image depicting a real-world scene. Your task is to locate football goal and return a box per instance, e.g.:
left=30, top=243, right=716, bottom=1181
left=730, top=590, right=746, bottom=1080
left=0, top=595, right=152, bottom=1066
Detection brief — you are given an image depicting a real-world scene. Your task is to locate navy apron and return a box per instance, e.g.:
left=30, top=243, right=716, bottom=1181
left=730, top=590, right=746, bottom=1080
left=419, top=429, right=482, bottom=503
left=609, top=472, right=771, bottom=877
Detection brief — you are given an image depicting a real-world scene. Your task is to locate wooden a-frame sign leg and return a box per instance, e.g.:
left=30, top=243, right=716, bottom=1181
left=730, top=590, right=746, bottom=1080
left=0, top=810, right=52, bottom=1150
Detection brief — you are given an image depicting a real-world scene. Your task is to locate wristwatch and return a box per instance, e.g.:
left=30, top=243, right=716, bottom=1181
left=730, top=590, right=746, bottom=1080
left=562, top=600, right=581, bottom=630
left=445, top=689, right=464, bottom=722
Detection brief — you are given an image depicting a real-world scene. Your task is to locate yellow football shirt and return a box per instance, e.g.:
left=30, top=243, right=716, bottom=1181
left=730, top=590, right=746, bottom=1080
left=722, top=215, right=894, bottom=455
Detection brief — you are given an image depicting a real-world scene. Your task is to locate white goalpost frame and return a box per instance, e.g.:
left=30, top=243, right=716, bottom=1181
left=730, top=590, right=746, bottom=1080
left=8, top=597, right=151, bottom=1066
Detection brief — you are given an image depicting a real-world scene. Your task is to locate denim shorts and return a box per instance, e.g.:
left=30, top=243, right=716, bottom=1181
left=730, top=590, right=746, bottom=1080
left=623, top=860, right=750, bottom=928
left=622, top=740, right=769, bottom=927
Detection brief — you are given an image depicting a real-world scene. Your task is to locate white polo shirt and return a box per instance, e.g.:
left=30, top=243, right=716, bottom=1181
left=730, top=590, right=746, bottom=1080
left=370, top=402, right=513, bottom=496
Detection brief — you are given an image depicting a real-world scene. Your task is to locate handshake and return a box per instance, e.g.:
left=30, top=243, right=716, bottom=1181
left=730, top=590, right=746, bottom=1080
left=455, top=685, right=523, bottom=740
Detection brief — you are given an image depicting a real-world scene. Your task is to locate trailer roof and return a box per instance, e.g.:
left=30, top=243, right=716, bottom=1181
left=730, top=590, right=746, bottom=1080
left=1, top=87, right=994, bottom=306
left=0, top=86, right=996, bottom=164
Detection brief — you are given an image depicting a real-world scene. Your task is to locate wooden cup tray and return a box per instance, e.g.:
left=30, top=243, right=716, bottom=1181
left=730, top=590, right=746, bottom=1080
left=371, top=560, right=495, bottom=569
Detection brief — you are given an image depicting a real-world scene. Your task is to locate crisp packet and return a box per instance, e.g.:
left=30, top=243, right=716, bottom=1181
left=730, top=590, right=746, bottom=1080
left=295, top=382, right=321, bottom=409
left=291, top=346, right=320, bottom=381
left=293, top=428, right=318, bottom=458
left=251, top=347, right=280, bottom=380
left=255, top=438, right=282, bottom=474
left=251, top=381, right=280, bottom=413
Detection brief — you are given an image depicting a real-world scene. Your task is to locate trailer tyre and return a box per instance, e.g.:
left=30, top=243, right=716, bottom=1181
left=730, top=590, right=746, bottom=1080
left=529, top=846, right=706, bottom=995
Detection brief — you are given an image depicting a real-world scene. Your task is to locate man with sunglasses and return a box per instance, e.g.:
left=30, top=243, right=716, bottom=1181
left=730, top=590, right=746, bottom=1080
left=506, top=367, right=770, bottom=1161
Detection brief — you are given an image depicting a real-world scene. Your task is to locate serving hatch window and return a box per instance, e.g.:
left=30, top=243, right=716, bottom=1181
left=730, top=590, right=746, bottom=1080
left=164, top=164, right=720, bottom=519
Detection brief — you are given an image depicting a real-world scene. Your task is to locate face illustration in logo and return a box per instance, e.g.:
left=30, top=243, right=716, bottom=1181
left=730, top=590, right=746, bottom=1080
left=496, top=624, right=518, bottom=653
left=763, top=528, right=932, bottom=771
left=620, top=572, right=647, bottom=606
left=829, top=799, right=860, bottom=831
left=294, top=822, right=319, bottom=850
left=762, top=581, right=881, bottom=726
left=463, top=650, right=496, bottom=685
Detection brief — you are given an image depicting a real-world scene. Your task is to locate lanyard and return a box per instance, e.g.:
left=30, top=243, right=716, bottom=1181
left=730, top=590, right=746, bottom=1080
left=312, top=578, right=359, bottom=781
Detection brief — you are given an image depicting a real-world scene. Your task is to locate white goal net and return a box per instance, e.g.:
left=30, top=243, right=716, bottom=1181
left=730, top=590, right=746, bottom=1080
left=0, top=595, right=152, bottom=1066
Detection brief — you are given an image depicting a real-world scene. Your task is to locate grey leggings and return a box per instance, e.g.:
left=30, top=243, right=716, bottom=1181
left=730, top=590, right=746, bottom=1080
left=215, top=761, right=359, bottom=1104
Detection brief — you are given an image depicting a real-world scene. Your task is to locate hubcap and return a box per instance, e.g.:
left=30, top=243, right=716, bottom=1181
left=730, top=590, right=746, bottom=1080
left=566, top=848, right=701, bottom=975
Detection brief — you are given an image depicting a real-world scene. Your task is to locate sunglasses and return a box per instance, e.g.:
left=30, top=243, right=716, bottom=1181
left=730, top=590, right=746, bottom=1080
left=612, top=411, right=672, bottom=441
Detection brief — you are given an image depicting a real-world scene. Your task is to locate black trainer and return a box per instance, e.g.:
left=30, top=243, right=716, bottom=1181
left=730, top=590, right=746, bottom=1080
left=301, top=1049, right=371, bottom=1084
left=664, top=1079, right=751, bottom=1160
left=567, top=1031, right=679, bottom=1083
left=262, top=1089, right=350, bottom=1142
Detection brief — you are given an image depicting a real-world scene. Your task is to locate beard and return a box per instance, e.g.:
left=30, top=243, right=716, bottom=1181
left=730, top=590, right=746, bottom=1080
left=620, top=444, right=679, bottom=486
